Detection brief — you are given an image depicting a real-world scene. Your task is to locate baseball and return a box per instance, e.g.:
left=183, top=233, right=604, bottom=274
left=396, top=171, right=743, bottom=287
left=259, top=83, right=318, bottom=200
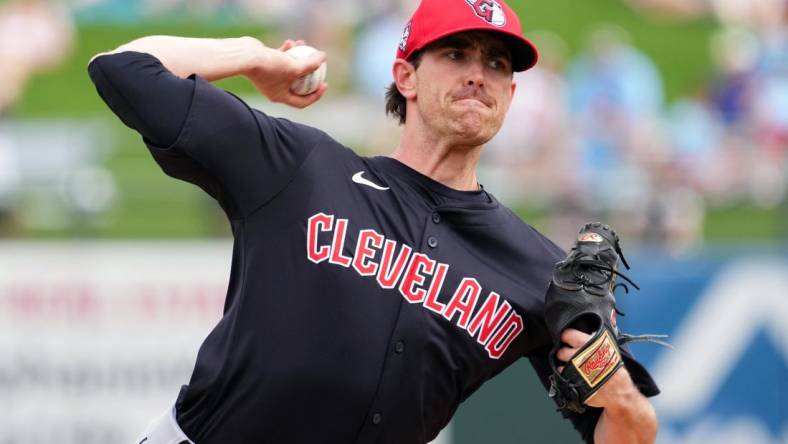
left=285, top=45, right=327, bottom=96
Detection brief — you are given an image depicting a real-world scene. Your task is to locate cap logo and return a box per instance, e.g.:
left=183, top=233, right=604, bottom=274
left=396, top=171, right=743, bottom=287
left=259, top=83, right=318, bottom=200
left=398, top=20, right=412, bottom=52
left=578, top=232, right=603, bottom=243
left=465, top=0, right=506, bottom=27
left=571, top=330, right=621, bottom=388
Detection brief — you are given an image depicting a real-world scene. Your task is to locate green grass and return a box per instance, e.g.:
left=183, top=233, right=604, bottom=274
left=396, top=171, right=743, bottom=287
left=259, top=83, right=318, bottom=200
left=509, top=202, right=788, bottom=243
left=704, top=203, right=787, bottom=242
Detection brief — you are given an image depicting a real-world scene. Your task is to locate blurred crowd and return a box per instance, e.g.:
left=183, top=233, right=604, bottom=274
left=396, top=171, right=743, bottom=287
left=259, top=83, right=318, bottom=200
left=483, top=22, right=787, bottom=251
left=0, top=0, right=785, bottom=253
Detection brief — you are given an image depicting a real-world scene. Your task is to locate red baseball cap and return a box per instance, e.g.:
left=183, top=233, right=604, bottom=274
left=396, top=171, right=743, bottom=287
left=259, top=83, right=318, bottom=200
left=396, top=0, right=539, bottom=72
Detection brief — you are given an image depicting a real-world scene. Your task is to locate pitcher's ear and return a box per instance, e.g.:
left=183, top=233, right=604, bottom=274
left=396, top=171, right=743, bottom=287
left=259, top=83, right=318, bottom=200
left=392, top=58, right=417, bottom=100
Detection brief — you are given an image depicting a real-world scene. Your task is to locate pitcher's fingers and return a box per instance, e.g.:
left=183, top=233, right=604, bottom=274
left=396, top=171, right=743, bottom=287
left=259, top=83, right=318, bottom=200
left=279, top=39, right=307, bottom=52
left=560, top=328, right=591, bottom=348
left=285, top=82, right=328, bottom=109
left=556, top=346, right=578, bottom=363
left=278, top=39, right=295, bottom=51
left=294, top=51, right=327, bottom=76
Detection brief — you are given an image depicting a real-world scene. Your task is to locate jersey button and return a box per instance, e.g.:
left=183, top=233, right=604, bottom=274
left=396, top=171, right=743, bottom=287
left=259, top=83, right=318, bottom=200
left=372, top=413, right=383, bottom=425
left=432, top=213, right=441, bottom=224
left=427, top=236, right=438, bottom=248
left=394, top=341, right=405, bottom=354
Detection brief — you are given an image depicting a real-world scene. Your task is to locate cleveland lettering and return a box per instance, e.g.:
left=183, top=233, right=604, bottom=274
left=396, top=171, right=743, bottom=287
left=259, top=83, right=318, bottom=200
left=306, top=212, right=524, bottom=359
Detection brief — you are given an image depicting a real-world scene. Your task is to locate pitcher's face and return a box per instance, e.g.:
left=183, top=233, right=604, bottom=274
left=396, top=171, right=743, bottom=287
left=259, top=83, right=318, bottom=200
left=413, top=31, right=516, bottom=146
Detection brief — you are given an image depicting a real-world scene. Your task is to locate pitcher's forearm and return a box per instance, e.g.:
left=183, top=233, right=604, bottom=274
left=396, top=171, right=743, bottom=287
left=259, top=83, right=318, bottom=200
left=90, top=35, right=266, bottom=81
left=594, top=389, right=657, bottom=444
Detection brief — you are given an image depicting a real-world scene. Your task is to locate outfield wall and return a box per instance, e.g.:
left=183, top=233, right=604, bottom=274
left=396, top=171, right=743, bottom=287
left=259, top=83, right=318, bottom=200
left=0, top=242, right=784, bottom=443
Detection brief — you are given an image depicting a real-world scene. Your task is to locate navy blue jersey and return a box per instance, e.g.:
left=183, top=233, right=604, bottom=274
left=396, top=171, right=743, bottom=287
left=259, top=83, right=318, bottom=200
left=88, top=52, right=658, bottom=444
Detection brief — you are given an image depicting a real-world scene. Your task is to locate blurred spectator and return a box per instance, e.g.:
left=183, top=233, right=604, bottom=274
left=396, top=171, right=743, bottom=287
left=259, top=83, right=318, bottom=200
left=623, top=0, right=708, bottom=20
left=709, top=0, right=787, bottom=28
left=752, top=28, right=788, bottom=155
left=753, top=73, right=788, bottom=152
left=0, top=0, right=74, bottom=111
left=565, top=25, right=665, bottom=208
left=625, top=0, right=788, bottom=27
left=707, top=27, right=760, bottom=128
left=568, top=25, right=664, bottom=120
left=706, top=25, right=788, bottom=209
left=665, top=98, right=725, bottom=193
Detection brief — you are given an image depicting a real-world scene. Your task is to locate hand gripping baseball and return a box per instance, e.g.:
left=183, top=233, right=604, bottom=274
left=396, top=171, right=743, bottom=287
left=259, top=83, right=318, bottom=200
left=244, top=39, right=328, bottom=109
left=544, top=223, right=669, bottom=414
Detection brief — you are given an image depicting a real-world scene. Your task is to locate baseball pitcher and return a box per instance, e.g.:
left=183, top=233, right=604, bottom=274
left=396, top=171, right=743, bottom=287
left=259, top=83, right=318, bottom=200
left=88, top=0, right=661, bottom=443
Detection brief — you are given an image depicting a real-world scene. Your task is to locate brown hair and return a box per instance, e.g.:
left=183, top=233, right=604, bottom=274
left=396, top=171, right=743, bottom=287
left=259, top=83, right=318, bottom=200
left=385, top=51, right=423, bottom=126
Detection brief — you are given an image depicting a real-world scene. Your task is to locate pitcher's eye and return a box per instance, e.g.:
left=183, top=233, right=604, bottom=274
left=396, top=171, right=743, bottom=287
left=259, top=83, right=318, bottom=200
left=488, top=58, right=509, bottom=71
left=447, top=50, right=464, bottom=61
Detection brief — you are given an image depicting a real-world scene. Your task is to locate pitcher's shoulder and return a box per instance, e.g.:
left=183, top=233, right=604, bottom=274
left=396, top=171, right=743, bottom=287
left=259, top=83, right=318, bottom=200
left=499, top=206, right=566, bottom=264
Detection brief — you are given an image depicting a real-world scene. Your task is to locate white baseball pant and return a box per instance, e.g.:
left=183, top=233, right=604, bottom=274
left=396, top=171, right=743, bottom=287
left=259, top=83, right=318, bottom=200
left=134, top=406, right=195, bottom=444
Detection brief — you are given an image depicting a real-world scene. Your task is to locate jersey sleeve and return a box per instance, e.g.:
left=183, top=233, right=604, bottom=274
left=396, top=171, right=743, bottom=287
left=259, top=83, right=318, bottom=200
left=88, top=51, right=324, bottom=219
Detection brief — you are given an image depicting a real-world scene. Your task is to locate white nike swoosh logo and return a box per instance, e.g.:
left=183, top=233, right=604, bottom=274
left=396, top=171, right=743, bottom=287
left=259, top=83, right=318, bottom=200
left=352, top=171, right=390, bottom=191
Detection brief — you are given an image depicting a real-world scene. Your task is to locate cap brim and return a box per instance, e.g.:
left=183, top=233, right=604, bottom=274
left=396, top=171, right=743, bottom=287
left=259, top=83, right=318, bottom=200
left=407, top=27, right=539, bottom=72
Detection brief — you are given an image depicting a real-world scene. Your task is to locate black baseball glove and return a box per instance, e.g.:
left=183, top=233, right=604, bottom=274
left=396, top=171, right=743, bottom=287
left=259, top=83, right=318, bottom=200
left=544, top=222, right=668, bottom=414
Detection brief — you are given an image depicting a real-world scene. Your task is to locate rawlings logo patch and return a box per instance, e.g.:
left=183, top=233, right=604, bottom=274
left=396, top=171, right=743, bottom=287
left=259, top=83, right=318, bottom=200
left=578, top=232, right=603, bottom=243
left=571, top=330, right=621, bottom=387
left=465, top=0, right=506, bottom=27
left=399, top=20, right=412, bottom=52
